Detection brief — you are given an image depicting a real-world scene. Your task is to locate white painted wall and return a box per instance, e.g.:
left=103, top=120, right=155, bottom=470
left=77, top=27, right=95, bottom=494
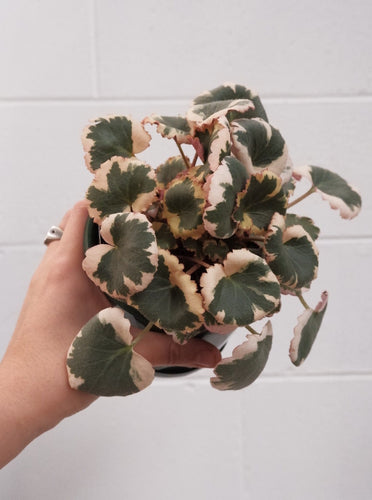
left=1, top=1, right=371, bottom=498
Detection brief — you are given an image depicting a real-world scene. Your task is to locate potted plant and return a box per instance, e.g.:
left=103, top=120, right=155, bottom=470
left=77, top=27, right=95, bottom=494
left=66, top=83, right=361, bottom=396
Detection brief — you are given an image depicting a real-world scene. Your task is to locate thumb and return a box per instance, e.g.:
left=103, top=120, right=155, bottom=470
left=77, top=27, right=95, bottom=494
left=134, top=331, right=222, bottom=369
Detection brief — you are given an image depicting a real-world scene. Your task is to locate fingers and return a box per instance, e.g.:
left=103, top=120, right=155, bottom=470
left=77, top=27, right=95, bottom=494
left=134, top=331, right=222, bottom=369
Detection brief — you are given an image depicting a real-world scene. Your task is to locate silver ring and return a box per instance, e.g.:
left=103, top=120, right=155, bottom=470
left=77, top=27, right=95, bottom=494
left=44, top=225, right=64, bottom=245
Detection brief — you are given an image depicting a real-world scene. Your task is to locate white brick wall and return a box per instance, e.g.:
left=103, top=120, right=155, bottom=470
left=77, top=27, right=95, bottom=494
left=1, top=1, right=371, bottom=498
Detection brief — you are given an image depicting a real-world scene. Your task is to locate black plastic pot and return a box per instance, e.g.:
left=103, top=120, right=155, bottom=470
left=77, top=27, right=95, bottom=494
left=83, top=218, right=229, bottom=376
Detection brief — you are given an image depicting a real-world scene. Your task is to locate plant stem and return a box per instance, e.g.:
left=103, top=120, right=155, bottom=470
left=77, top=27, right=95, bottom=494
left=245, top=324, right=261, bottom=336
left=287, top=186, right=316, bottom=209
left=186, top=263, right=201, bottom=275
left=296, top=292, right=310, bottom=310
left=183, top=255, right=210, bottom=268
left=131, top=321, right=155, bottom=347
left=191, top=151, right=199, bottom=167
left=174, top=138, right=190, bottom=168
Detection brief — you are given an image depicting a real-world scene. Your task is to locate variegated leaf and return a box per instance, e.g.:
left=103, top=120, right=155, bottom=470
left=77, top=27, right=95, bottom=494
left=143, top=114, right=193, bottom=143
left=235, top=170, right=287, bottom=235
left=187, top=83, right=268, bottom=128
left=83, top=212, right=158, bottom=300
left=264, top=213, right=319, bottom=290
left=67, top=307, right=155, bottom=396
left=293, top=165, right=362, bottom=219
left=156, top=156, right=187, bottom=189
left=192, top=116, right=231, bottom=169
left=204, top=156, right=248, bottom=239
left=231, top=118, right=289, bottom=179
left=290, top=291, right=328, bottom=366
left=163, top=176, right=205, bottom=239
left=211, top=321, right=273, bottom=390
left=200, top=249, right=281, bottom=326
left=285, top=213, right=320, bottom=241
left=152, top=221, right=177, bottom=250
left=202, top=238, right=230, bottom=262
left=129, top=250, right=204, bottom=343
left=82, top=115, right=151, bottom=172
left=86, top=156, right=157, bottom=224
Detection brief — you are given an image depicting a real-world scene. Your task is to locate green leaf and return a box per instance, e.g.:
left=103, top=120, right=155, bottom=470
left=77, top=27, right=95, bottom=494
left=86, top=157, right=157, bottom=223
left=163, top=176, right=206, bottom=239
left=202, top=238, right=230, bottom=262
left=67, top=307, right=154, bottom=396
left=211, top=321, right=273, bottom=390
left=235, top=170, right=287, bottom=235
left=200, top=249, right=281, bottom=326
left=231, top=118, right=289, bottom=179
left=152, top=221, right=177, bottom=250
left=264, top=213, right=319, bottom=290
left=192, top=116, right=232, bottom=170
left=285, top=213, right=320, bottom=241
left=82, top=115, right=151, bottom=171
left=144, top=114, right=193, bottom=143
left=130, top=250, right=204, bottom=343
left=188, top=83, right=268, bottom=127
left=293, top=165, right=362, bottom=219
left=203, top=156, right=248, bottom=239
left=156, top=156, right=187, bottom=189
left=290, top=291, right=328, bottom=366
left=83, top=212, right=158, bottom=300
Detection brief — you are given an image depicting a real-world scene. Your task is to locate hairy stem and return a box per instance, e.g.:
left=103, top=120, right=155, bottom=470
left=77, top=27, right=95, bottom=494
left=287, top=186, right=316, bottom=209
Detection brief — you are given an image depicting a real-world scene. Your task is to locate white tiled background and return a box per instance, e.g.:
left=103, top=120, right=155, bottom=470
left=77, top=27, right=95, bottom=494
left=1, top=1, right=371, bottom=498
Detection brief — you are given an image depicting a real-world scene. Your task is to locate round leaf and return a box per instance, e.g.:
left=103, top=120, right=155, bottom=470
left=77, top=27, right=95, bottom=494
left=156, top=156, right=187, bottom=189
left=143, top=114, right=193, bottom=143
left=200, top=249, right=281, bottom=326
left=67, top=307, right=155, bottom=396
left=82, top=115, right=151, bottom=172
left=83, top=212, right=158, bottom=300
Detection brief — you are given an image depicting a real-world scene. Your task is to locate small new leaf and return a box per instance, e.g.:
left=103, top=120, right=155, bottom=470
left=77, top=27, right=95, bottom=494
left=144, top=115, right=193, bottom=143
left=290, top=291, right=328, bottom=366
left=67, top=307, right=154, bottom=396
left=211, top=321, right=273, bottom=390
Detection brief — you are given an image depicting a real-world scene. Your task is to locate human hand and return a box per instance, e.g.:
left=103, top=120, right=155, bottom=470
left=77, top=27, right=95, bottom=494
left=0, top=201, right=221, bottom=467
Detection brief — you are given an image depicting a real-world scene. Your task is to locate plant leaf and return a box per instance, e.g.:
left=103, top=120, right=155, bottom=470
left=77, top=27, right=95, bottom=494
left=200, top=249, right=281, bottom=326
left=264, top=213, right=319, bottom=290
left=285, top=213, right=320, bottom=241
left=231, top=117, right=289, bottom=179
left=67, top=307, right=155, bottom=396
left=203, top=156, right=248, bottom=239
left=156, top=156, right=187, bottom=189
left=192, top=116, right=232, bottom=170
left=143, top=115, right=193, bottom=143
left=152, top=221, right=177, bottom=250
left=129, top=250, right=204, bottom=343
left=187, top=83, right=268, bottom=128
left=82, top=115, right=151, bottom=172
left=86, top=157, right=157, bottom=223
left=163, top=176, right=206, bottom=239
left=293, top=165, right=362, bottom=219
left=290, top=291, right=328, bottom=366
left=211, top=321, right=273, bottom=390
left=235, top=170, right=287, bottom=235
left=83, top=212, right=158, bottom=300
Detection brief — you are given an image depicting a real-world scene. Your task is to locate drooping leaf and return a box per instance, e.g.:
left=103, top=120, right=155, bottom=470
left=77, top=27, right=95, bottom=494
left=211, top=321, right=273, bottom=390
left=156, top=156, right=187, bottom=189
left=203, top=156, right=248, bottom=239
left=234, top=170, right=287, bottom=235
left=67, top=307, right=155, bottom=396
left=86, top=157, right=157, bottom=223
left=290, top=291, right=328, bottom=366
left=200, top=249, right=281, bottom=326
left=163, top=176, right=206, bottom=239
left=129, top=250, right=204, bottom=343
left=83, top=212, right=158, bottom=300
left=143, top=115, right=193, bottom=143
left=82, top=115, right=151, bottom=172
left=231, top=117, right=289, bottom=179
left=187, top=83, right=267, bottom=128
left=293, top=165, right=362, bottom=219
left=285, top=213, right=320, bottom=241
left=264, top=213, right=319, bottom=290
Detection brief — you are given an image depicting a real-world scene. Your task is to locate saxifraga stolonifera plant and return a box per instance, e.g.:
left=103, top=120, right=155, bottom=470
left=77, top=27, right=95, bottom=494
left=66, top=83, right=362, bottom=396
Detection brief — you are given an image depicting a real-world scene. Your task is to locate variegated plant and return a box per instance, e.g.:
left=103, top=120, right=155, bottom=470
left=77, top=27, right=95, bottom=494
left=67, top=83, right=362, bottom=396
